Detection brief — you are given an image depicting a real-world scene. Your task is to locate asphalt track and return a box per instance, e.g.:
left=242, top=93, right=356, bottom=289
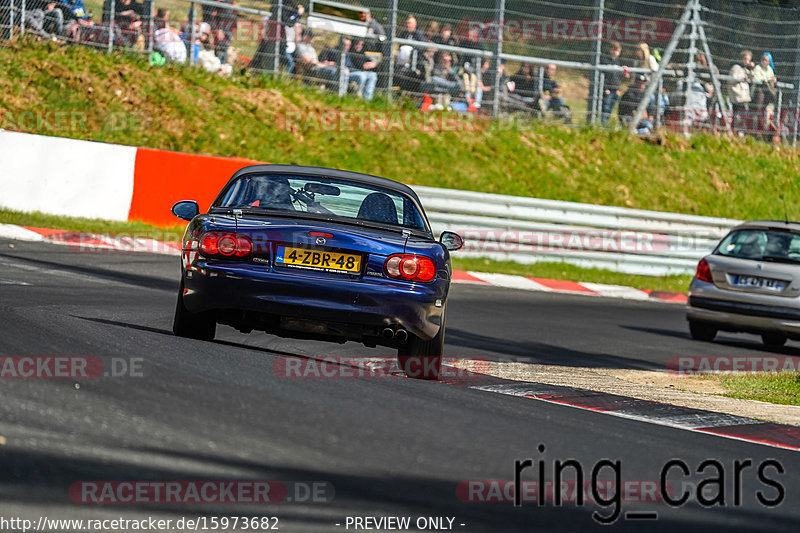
left=1, top=240, right=800, bottom=532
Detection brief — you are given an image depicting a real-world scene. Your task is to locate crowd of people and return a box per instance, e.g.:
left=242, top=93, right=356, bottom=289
left=2, top=1, right=789, bottom=135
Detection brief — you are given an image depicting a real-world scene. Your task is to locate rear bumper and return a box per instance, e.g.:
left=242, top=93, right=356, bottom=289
left=182, top=262, right=449, bottom=340
left=687, top=280, right=800, bottom=336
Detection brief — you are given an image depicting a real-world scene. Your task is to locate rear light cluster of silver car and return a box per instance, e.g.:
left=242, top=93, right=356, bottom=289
left=695, top=258, right=712, bottom=282
left=384, top=254, right=436, bottom=282
left=200, top=232, right=253, bottom=258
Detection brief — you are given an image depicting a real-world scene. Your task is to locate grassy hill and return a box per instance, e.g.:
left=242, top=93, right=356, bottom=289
left=2, top=40, right=800, bottom=222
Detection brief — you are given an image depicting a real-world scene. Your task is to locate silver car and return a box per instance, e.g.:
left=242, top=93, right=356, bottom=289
left=687, top=220, right=800, bottom=346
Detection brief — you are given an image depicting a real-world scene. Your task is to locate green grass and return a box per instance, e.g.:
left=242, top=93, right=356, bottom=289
left=0, top=208, right=186, bottom=240
left=3, top=41, right=800, bottom=224
left=718, top=372, right=800, bottom=406
left=452, top=257, right=693, bottom=293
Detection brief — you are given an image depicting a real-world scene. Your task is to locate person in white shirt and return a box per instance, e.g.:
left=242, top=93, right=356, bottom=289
left=751, top=52, right=777, bottom=111
left=154, top=8, right=187, bottom=63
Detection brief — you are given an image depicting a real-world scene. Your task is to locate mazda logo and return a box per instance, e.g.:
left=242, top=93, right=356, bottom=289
left=315, top=237, right=326, bottom=246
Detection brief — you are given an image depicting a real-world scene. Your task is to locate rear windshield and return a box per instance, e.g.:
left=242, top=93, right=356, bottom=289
left=215, top=174, right=428, bottom=231
left=715, top=228, right=800, bottom=262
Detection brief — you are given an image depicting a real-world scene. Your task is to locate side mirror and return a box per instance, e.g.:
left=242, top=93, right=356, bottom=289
left=439, top=231, right=464, bottom=251
left=171, top=200, right=200, bottom=221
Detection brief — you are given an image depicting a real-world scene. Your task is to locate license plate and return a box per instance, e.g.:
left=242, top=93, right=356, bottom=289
left=275, top=246, right=362, bottom=274
left=733, top=275, right=786, bottom=291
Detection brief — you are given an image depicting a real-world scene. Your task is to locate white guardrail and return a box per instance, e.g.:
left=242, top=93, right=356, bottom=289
left=412, top=186, right=742, bottom=277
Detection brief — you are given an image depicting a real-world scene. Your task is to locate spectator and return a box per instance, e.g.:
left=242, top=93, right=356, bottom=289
left=399, top=14, right=425, bottom=42
left=30, top=1, right=64, bottom=38
left=23, top=7, right=58, bottom=41
left=509, top=63, right=537, bottom=100
left=350, top=39, right=378, bottom=100
left=184, top=21, right=212, bottom=64
left=751, top=51, right=777, bottom=112
left=458, top=27, right=483, bottom=70
left=58, top=0, right=93, bottom=43
left=113, top=0, right=145, bottom=50
left=423, top=20, right=439, bottom=43
left=541, top=63, right=565, bottom=113
left=396, top=14, right=425, bottom=69
left=153, top=8, right=186, bottom=63
left=457, top=27, right=483, bottom=107
left=600, top=41, right=626, bottom=125
left=635, top=42, right=658, bottom=72
left=618, top=73, right=648, bottom=124
left=728, top=49, right=753, bottom=113
left=684, top=79, right=711, bottom=126
left=295, top=28, right=337, bottom=84
left=365, top=12, right=385, bottom=40
left=433, top=23, right=457, bottom=47
left=363, top=12, right=386, bottom=53
left=281, top=0, right=304, bottom=74
left=427, top=51, right=463, bottom=97
left=203, top=0, right=237, bottom=63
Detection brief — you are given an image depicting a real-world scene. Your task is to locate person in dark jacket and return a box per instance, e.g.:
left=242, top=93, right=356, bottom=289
left=203, top=0, right=237, bottom=62
left=619, top=74, right=654, bottom=133
left=601, top=41, right=627, bottom=125
left=509, top=63, right=537, bottom=100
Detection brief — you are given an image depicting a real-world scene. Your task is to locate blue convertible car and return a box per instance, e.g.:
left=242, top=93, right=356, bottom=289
left=171, top=165, right=463, bottom=379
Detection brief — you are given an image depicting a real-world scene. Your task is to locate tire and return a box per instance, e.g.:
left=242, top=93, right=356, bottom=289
left=689, top=321, right=717, bottom=342
left=762, top=332, right=787, bottom=347
left=173, top=280, right=216, bottom=341
left=397, top=310, right=446, bottom=380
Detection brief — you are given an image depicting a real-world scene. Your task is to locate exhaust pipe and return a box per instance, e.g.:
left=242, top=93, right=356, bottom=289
left=382, top=328, right=395, bottom=339
left=395, top=329, right=408, bottom=342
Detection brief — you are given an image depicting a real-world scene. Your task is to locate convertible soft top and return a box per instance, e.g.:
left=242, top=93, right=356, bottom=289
left=229, top=165, right=423, bottom=203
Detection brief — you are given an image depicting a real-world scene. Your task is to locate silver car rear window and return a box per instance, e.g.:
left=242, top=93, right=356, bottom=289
left=715, top=228, right=800, bottom=261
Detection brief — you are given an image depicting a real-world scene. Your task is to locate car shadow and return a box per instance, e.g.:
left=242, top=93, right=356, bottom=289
left=445, top=327, right=662, bottom=371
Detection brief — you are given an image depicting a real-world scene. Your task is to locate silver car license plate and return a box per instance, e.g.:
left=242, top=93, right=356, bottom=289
left=733, top=275, right=786, bottom=291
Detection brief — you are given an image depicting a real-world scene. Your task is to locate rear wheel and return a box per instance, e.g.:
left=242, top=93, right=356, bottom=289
left=173, top=280, right=216, bottom=341
left=761, top=332, right=788, bottom=347
left=689, top=321, right=717, bottom=342
left=397, top=311, right=446, bottom=380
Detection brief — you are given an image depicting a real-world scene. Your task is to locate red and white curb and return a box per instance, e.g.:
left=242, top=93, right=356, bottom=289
left=0, top=224, right=687, bottom=304
left=471, top=381, right=800, bottom=452
left=453, top=271, right=687, bottom=304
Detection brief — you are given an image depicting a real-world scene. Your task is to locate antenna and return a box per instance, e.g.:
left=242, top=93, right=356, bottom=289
left=233, top=209, right=243, bottom=233
left=779, top=196, right=789, bottom=224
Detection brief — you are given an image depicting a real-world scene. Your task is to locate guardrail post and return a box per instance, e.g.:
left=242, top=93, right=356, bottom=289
left=273, top=0, right=283, bottom=74
left=490, top=0, right=505, bottom=118
left=186, top=4, right=196, bottom=65
left=338, top=47, right=347, bottom=97
left=107, top=0, right=115, bottom=54
left=386, top=0, right=397, bottom=102
left=588, top=0, right=604, bottom=125
left=147, top=0, right=154, bottom=53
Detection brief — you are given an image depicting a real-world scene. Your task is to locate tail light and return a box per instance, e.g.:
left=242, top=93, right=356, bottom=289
left=695, top=258, right=712, bottom=282
left=200, top=232, right=253, bottom=259
left=384, top=254, right=437, bottom=282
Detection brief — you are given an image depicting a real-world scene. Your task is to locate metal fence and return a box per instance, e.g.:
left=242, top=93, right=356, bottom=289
left=415, top=185, right=740, bottom=276
left=2, top=0, right=800, bottom=141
